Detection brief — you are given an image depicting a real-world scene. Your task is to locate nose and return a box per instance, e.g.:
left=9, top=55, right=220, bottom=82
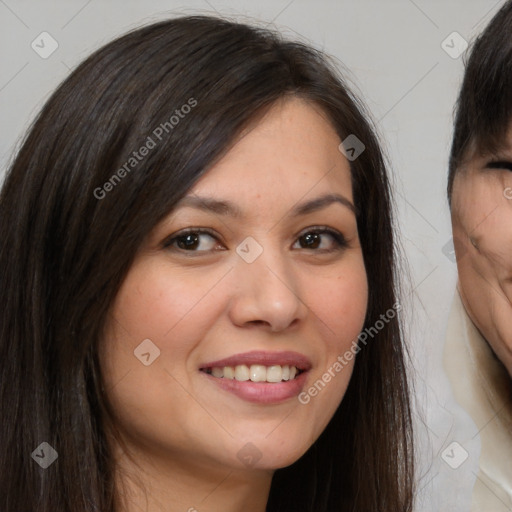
left=228, top=247, right=307, bottom=332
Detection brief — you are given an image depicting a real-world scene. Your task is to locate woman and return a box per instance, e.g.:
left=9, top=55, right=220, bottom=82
left=0, top=15, right=413, bottom=511
left=445, top=1, right=512, bottom=510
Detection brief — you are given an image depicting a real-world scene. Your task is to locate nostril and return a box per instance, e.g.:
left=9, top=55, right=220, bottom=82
left=247, top=320, right=270, bottom=327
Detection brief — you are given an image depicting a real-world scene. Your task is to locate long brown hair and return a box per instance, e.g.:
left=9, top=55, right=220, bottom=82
left=0, top=15, right=414, bottom=511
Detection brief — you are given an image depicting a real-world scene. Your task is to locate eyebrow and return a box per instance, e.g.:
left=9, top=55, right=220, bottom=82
left=485, top=160, right=512, bottom=171
left=290, top=193, right=356, bottom=215
left=175, top=195, right=242, bottom=216
left=175, top=193, right=356, bottom=217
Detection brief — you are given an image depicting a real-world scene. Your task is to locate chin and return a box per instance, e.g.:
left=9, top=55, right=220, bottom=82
left=230, top=435, right=314, bottom=472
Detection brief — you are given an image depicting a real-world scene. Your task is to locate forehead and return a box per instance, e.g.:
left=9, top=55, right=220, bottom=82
left=189, top=97, right=353, bottom=205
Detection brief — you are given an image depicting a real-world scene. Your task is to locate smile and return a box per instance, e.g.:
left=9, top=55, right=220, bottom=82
left=199, top=350, right=311, bottom=403
left=202, top=364, right=301, bottom=383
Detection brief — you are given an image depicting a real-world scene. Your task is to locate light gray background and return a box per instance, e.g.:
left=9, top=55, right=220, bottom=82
left=0, top=1, right=506, bottom=511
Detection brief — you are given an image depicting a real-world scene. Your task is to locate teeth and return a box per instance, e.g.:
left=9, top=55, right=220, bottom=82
left=266, top=365, right=282, bottom=383
left=224, top=366, right=235, bottom=379
left=250, top=364, right=267, bottom=382
left=234, top=364, right=250, bottom=381
left=207, top=364, right=300, bottom=382
left=212, top=367, right=224, bottom=378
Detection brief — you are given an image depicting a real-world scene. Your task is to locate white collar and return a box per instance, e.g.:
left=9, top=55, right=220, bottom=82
left=444, top=289, right=512, bottom=511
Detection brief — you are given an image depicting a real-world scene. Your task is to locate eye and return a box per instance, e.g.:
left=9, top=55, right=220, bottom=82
left=292, top=227, right=347, bottom=251
left=486, top=160, right=512, bottom=172
left=163, top=229, right=224, bottom=252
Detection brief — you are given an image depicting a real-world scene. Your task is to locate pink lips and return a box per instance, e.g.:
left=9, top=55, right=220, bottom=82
left=200, top=350, right=312, bottom=371
left=200, top=350, right=312, bottom=404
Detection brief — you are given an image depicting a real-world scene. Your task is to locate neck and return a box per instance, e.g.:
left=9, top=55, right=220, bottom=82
left=113, top=441, right=273, bottom=512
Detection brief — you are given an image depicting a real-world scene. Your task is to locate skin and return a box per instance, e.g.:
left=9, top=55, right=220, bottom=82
left=99, top=96, right=368, bottom=512
left=451, top=135, right=512, bottom=376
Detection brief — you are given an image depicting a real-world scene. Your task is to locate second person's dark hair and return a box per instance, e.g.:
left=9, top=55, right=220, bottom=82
left=448, top=0, right=512, bottom=199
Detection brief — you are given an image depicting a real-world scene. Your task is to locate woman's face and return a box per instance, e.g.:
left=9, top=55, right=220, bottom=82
left=451, top=134, right=512, bottom=375
left=100, top=97, right=368, bottom=476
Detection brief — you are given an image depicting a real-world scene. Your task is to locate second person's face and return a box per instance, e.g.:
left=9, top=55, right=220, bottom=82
left=451, top=131, right=512, bottom=375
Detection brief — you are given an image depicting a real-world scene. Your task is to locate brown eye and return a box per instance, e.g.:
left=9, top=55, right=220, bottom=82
left=176, top=233, right=201, bottom=250
left=299, top=232, right=321, bottom=249
left=164, top=229, right=222, bottom=252
left=293, top=228, right=347, bottom=251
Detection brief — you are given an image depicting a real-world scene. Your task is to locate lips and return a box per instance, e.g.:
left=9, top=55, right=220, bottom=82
left=199, top=351, right=312, bottom=404
left=200, top=351, right=311, bottom=382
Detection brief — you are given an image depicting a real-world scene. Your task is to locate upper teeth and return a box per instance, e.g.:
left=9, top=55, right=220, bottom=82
left=209, top=364, right=298, bottom=382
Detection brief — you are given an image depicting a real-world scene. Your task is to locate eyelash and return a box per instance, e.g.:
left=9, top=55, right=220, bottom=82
left=293, top=227, right=348, bottom=251
left=487, top=161, right=512, bottom=171
left=162, top=228, right=223, bottom=253
left=162, top=226, right=348, bottom=254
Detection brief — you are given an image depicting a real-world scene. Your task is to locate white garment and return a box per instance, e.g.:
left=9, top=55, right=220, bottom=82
left=444, top=289, right=512, bottom=511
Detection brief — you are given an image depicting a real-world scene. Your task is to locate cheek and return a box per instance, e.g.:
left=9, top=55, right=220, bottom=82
left=453, top=185, right=512, bottom=284
left=301, top=255, right=368, bottom=391
left=471, top=209, right=512, bottom=271
left=100, top=260, right=231, bottom=400
left=99, top=263, right=232, bottom=448
left=110, top=261, right=231, bottom=350
left=317, top=258, right=368, bottom=345
left=293, top=259, right=367, bottom=441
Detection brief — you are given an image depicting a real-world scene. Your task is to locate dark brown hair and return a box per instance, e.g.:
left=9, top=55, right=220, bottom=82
left=0, top=15, right=413, bottom=511
left=448, top=0, right=512, bottom=200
